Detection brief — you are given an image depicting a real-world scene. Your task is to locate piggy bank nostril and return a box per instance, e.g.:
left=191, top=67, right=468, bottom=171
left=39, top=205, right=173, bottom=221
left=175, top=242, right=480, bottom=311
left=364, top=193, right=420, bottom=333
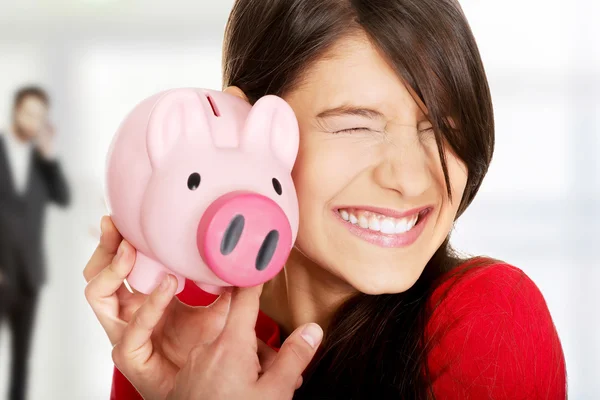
left=220, top=214, right=245, bottom=255
left=255, top=230, right=280, bottom=271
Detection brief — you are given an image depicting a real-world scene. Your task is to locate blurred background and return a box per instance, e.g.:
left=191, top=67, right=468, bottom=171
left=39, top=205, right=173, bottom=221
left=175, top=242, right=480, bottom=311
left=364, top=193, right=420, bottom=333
left=0, top=0, right=598, bottom=398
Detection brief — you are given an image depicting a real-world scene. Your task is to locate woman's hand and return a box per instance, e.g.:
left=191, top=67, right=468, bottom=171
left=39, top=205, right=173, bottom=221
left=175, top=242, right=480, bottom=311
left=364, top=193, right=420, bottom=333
left=125, top=282, right=323, bottom=400
left=83, top=216, right=233, bottom=396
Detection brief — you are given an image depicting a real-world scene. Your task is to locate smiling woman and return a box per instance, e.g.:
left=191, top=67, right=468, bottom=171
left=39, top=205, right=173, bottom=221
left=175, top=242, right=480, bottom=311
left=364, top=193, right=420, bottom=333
left=275, top=33, right=471, bottom=296
left=85, top=0, right=567, bottom=399
left=224, top=1, right=566, bottom=397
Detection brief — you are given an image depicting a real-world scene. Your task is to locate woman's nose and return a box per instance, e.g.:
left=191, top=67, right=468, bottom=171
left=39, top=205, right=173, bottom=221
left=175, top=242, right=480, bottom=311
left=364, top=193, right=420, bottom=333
left=372, top=139, right=433, bottom=198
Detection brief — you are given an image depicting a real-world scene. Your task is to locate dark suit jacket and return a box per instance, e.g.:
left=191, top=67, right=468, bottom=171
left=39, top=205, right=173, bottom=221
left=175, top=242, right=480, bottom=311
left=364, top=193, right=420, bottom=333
left=0, top=134, right=70, bottom=291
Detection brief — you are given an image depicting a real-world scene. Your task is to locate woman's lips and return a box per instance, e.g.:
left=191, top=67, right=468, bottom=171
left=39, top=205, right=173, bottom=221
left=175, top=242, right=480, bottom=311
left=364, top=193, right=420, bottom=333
left=333, top=206, right=432, bottom=248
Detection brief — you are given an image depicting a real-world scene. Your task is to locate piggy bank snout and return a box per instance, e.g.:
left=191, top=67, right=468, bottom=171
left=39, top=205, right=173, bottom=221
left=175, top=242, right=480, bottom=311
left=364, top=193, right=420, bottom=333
left=197, top=191, right=293, bottom=287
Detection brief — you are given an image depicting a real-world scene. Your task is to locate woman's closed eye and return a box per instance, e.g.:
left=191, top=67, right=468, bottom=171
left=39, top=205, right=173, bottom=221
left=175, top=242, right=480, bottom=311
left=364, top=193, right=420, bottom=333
left=333, top=126, right=434, bottom=139
left=334, top=127, right=370, bottom=133
left=418, top=125, right=435, bottom=139
left=332, top=127, right=384, bottom=134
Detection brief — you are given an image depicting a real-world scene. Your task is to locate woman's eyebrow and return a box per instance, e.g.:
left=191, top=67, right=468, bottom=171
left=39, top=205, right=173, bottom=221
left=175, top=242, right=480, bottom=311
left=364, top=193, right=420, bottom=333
left=316, top=105, right=385, bottom=120
left=317, top=104, right=431, bottom=125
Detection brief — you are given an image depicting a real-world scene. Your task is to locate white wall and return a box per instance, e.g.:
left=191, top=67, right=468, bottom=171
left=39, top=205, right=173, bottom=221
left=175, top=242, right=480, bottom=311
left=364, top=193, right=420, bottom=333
left=0, top=1, right=598, bottom=398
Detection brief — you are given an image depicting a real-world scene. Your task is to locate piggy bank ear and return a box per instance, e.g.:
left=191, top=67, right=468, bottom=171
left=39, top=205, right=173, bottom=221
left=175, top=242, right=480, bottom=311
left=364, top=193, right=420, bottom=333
left=147, top=89, right=211, bottom=168
left=241, top=95, right=299, bottom=170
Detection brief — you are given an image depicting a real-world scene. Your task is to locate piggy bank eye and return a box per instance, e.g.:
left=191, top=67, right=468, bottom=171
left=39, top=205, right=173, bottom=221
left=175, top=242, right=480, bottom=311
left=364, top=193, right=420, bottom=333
left=272, top=178, right=282, bottom=195
left=188, top=173, right=201, bottom=190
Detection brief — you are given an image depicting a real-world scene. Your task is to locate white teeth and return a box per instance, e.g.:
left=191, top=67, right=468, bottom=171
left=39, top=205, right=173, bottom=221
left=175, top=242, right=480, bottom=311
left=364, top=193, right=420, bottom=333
left=340, top=209, right=349, bottom=221
left=410, top=214, right=418, bottom=227
left=380, top=219, right=396, bottom=234
left=368, top=216, right=380, bottom=231
left=358, top=215, right=369, bottom=228
left=395, top=215, right=418, bottom=233
left=395, top=219, right=410, bottom=233
left=338, top=208, right=421, bottom=235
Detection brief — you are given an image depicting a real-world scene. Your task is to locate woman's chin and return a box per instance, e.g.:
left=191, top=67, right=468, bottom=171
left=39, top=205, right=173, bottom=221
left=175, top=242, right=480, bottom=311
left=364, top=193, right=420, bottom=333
left=342, top=264, right=424, bottom=295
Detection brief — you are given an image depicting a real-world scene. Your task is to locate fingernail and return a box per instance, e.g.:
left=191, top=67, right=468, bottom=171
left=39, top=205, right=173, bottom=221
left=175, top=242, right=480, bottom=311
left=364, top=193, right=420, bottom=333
left=100, top=217, right=106, bottom=238
left=159, top=275, right=172, bottom=291
left=114, top=242, right=125, bottom=263
left=300, top=323, right=323, bottom=349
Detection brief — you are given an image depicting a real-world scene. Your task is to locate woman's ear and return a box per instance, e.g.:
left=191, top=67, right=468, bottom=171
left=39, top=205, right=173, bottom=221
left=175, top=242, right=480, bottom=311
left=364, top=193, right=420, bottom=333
left=223, top=86, right=249, bottom=103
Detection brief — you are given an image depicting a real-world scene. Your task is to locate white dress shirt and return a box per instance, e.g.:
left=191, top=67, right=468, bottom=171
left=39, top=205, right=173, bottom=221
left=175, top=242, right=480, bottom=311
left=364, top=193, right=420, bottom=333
left=2, top=128, right=33, bottom=195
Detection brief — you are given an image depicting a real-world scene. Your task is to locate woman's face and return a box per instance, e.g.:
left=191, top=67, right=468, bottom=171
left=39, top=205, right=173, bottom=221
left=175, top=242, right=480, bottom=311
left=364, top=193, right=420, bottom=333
left=283, top=34, right=468, bottom=294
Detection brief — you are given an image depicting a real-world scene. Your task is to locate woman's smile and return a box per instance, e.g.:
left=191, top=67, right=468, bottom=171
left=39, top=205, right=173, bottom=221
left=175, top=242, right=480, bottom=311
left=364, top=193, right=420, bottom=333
left=332, top=205, right=432, bottom=248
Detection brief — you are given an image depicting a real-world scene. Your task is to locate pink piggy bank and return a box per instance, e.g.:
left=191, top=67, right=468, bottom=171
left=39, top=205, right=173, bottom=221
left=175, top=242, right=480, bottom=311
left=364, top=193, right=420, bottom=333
left=105, top=88, right=299, bottom=295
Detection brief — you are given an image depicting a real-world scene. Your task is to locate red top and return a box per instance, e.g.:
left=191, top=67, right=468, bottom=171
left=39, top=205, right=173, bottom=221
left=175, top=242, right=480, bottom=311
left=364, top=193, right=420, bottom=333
left=110, top=260, right=566, bottom=399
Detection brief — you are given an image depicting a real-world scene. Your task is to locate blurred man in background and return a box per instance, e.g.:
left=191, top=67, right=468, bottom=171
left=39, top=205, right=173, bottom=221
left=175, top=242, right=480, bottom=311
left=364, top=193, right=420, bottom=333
left=0, top=86, right=70, bottom=400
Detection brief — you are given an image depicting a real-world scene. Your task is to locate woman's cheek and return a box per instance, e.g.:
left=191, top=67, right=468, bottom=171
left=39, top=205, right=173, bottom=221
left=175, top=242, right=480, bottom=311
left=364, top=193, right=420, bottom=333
left=441, top=154, right=468, bottom=215
left=292, top=140, right=341, bottom=199
left=320, top=138, right=372, bottom=183
left=432, top=155, right=467, bottom=247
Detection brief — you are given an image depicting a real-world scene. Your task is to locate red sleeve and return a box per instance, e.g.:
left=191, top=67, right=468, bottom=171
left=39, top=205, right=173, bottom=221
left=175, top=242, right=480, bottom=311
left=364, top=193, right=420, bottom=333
left=426, top=263, right=567, bottom=399
left=110, top=281, right=280, bottom=400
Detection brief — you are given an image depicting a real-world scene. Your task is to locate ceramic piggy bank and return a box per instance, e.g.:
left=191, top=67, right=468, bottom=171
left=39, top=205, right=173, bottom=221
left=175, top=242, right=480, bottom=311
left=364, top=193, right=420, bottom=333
left=105, top=88, right=299, bottom=295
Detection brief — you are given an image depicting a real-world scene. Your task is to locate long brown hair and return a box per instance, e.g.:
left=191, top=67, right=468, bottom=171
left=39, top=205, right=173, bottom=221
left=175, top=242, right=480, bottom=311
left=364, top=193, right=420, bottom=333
left=223, top=0, right=495, bottom=398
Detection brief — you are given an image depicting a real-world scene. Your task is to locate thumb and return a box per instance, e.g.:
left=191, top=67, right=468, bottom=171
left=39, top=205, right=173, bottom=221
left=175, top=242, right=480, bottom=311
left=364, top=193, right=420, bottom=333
left=258, top=339, right=303, bottom=390
left=258, top=323, right=323, bottom=393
